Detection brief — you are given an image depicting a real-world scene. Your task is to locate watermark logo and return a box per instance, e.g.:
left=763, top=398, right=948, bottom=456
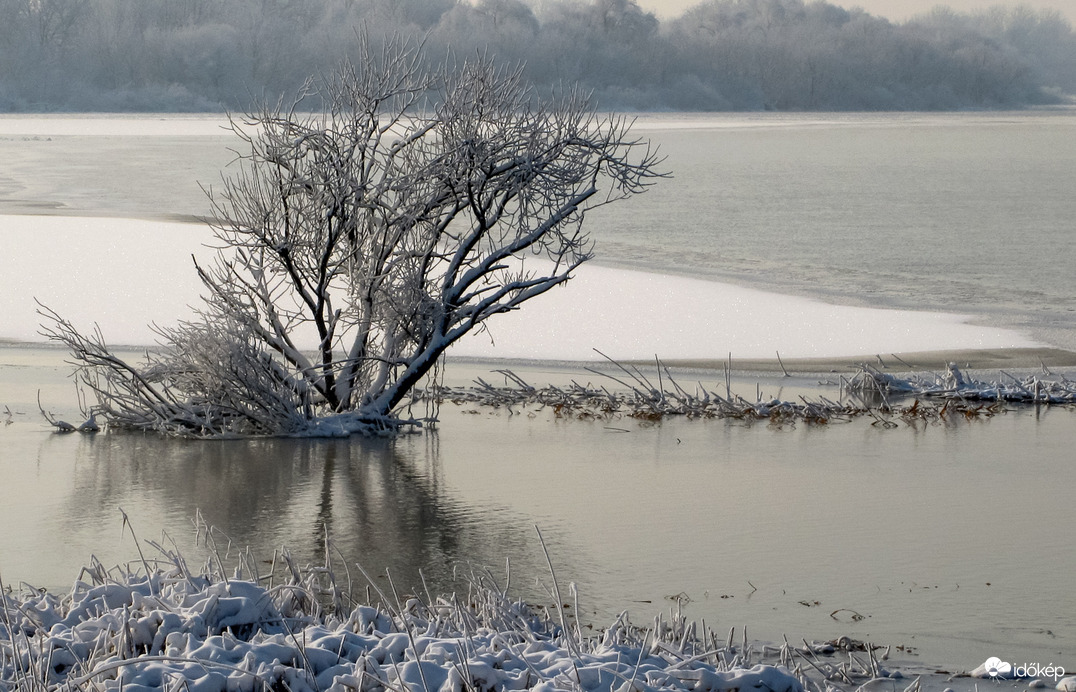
left=983, top=657, right=1012, bottom=679
left=981, top=657, right=1066, bottom=682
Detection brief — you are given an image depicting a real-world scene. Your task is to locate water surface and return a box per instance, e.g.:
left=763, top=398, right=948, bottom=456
left=2, top=347, right=1074, bottom=672
left=590, top=110, right=1076, bottom=350
left=1, top=112, right=1074, bottom=675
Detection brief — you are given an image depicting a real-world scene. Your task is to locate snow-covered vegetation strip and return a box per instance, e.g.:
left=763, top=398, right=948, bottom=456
left=0, top=550, right=811, bottom=692
left=412, top=361, right=1076, bottom=430
left=5, top=526, right=1076, bottom=692
left=850, top=362, right=1076, bottom=405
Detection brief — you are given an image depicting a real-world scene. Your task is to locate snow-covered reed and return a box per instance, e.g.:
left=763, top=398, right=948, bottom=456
left=20, top=515, right=1076, bottom=692
left=414, top=358, right=1074, bottom=429
left=847, top=362, right=1076, bottom=406
left=0, top=538, right=817, bottom=692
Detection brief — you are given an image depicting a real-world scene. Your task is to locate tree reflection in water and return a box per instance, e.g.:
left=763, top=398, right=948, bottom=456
left=56, top=430, right=540, bottom=599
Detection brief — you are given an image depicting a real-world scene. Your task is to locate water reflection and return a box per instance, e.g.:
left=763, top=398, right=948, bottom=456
left=53, top=430, right=535, bottom=597
left=6, top=396, right=1075, bottom=673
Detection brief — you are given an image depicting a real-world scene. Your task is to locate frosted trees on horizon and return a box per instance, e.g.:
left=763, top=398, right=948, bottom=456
left=1, top=0, right=1073, bottom=111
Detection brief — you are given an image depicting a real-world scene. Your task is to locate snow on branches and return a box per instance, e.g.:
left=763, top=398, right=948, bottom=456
left=40, top=37, right=663, bottom=437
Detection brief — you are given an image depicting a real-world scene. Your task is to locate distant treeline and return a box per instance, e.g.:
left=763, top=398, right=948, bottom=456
left=1, top=0, right=1074, bottom=111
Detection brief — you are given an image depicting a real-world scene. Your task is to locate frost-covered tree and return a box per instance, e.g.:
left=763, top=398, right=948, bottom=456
left=42, top=38, right=661, bottom=437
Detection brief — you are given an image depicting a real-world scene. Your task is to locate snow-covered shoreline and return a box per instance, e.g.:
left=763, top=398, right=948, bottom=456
left=2, top=551, right=1072, bottom=692
left=0, top=550, right=808, bottom=692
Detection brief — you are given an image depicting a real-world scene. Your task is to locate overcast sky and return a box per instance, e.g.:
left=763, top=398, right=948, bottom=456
left=637, top=0, right=1076, bottom=24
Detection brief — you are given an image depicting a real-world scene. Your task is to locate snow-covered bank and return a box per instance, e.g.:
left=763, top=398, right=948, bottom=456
left=0, top=215, right=1039, bottom=359
left=2, top=550, right=1072, bottom=692
left=0, top=552, right=809, bottom=692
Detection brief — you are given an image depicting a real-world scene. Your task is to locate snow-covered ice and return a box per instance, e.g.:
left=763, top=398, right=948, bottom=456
left=452, top=263, right=1038, bottom=360
left=0, top=215, right=1039, bottom=358
left=0, top=114, right=231, bottom=137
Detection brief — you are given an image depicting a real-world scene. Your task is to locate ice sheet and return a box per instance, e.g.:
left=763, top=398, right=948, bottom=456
left=0, top=215, right=1039, bottom=358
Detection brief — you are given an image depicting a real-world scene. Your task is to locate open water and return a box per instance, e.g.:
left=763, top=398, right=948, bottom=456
left=1, top=111, right=1075, bottom=673
left=595, top=111, right=1076, bottom=351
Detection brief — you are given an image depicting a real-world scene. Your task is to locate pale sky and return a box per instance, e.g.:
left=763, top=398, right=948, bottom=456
left=637, top=0, right=1076, bottom=24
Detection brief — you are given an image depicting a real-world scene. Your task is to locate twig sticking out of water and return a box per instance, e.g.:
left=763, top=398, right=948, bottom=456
left=37, top=390, right=76, bottom=433
left=776, top=351, right=791, bottom=378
